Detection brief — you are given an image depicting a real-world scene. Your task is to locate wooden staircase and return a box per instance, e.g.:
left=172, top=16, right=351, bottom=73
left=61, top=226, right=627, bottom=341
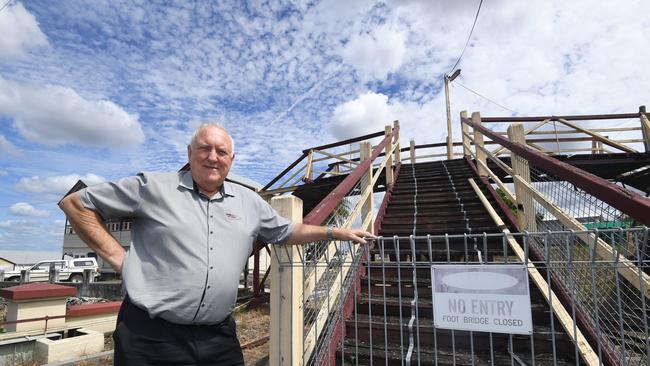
left=337, top=159, right=583, bottom=365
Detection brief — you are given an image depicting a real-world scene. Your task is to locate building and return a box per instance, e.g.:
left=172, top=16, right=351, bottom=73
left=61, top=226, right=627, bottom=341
left=0, top=250, right=63, bottom=271
left=60, top=168, right=263, bottom=273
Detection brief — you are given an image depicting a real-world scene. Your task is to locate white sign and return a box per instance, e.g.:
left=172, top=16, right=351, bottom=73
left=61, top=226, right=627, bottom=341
left=431, top=264, right=533, bottom=334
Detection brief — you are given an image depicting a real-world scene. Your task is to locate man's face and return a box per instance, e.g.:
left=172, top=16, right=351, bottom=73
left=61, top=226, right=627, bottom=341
left=187, top=127, right=234, bottom=193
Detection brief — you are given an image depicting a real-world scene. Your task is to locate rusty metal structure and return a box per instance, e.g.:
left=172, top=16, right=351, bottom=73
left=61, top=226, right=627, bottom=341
left=258, top=109, right=650, bottom=365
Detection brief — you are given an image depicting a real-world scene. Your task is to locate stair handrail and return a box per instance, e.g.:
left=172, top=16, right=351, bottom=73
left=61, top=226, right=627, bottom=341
left=268, top=123, right=400, bottom=365
left=303, top=125, right=399, bottom=226
left=261, top=130, right=387, bottom=192
left=461, top=116, right=650, bottom=226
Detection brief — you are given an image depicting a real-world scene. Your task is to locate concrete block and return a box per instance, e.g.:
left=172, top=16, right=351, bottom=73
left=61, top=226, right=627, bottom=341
left=5, top=298, right=67, bottom=332
left=34, top=328, right=104, bottom=364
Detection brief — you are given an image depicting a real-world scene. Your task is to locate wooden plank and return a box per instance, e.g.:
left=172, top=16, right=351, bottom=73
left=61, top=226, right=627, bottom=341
left=360, top=141, right=374, bottom=233
left=491, top=119, right=549, bottom=156
left=312, top=149, right=360, bottom=165
left=385, top=125, right=394, bottom=185
left=475, top=158, right=516, bottom=203
left=472, top=112, right=488, bottom=176
left=468, top=178, right=600, bottom=366
left=476, top=142, right=513, bottom=176
left=640, top=113, right=650, bottom=152
left=259, top=185, right=301, bottom=197
left=278, top=161, right=308, bottom=188
left=393, top=120, right=401, bottom=164
left=304, top=150, right=314, bottom=182
left=461, top=111, right=471, bottom=156
left=409, top=140, right=416, bottom=164
left=557, top=118, right=637, bottom=153
left=528, top=127, right=641, bottom=135
left=514, top=176, right=650, bottom=301
left=508, top=123, right=537, bottom=231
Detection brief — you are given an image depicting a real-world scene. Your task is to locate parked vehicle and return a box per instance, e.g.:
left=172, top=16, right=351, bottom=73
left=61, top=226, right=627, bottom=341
left=3, top=258, right=100, bottom=283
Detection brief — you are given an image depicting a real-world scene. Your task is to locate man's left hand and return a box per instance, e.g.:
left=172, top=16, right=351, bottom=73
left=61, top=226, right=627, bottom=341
left=332, top=227, right=375, bottom=244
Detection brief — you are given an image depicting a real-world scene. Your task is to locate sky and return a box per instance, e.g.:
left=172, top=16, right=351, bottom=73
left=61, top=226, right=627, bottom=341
left=1, top=0, right=649, bottom=251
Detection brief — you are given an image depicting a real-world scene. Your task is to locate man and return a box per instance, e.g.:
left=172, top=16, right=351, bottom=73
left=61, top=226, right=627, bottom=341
left=59, top=123, right=372, bottom=365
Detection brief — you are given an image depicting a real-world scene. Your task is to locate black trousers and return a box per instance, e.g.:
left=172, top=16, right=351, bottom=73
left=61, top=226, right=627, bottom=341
left=113, top=297, right=244, bottom=366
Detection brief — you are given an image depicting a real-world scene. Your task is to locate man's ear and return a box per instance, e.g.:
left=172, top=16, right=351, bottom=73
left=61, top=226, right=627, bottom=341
left=187, top=145, right=192, bottom=160
left=231, top=154, right=236, bottom=161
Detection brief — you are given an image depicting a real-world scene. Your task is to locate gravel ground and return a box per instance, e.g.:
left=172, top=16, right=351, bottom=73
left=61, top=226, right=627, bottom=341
left=233, top=305, right=270, bottom=365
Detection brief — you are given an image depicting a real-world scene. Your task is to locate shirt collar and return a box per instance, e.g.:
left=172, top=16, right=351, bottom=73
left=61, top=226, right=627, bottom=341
left=178, top=171, right=235, bottom=198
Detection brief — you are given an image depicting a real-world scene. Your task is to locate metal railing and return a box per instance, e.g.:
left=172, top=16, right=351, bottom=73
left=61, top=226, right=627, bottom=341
left=266, top=110, right=650, bottom=365
left=460, top=111, right=650, bottom=365
left=267, top=123, right=402, bottom=365
left=273, top=230, right=649, bottom=365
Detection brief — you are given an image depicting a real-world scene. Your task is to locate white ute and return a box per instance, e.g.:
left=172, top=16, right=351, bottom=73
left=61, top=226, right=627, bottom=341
left=3, top=258, right=100, bottom=283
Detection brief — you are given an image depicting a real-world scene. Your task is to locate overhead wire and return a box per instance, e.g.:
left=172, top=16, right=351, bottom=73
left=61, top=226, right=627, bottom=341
left=0, top=0, right=12, bottom=13
left=448, top=0, right=484, bottom=73
left=453, top=80, right=519, bottom=115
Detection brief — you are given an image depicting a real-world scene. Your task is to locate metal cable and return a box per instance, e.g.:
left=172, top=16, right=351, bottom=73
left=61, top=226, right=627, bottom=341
left=405, top=162, right=419, bottom=365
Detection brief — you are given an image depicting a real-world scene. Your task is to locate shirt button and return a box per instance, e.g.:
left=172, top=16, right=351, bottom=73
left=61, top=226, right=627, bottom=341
left=210, top=215, right=213, bottom=218
left=207, top=285, right=211, bottom=289
left=201, top=303, right=205, bottom=308
left=210, top=231, right=214, bottom=234
left=210, top=247, right=213, bottom=250
left=210, top=266, right=213, bottom=269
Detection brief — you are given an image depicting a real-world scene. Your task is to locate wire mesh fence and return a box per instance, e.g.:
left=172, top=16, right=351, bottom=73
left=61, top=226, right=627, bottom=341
left=274, top=229, right=649, bottom=366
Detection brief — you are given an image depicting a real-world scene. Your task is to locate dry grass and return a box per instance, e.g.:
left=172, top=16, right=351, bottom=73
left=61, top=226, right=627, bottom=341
left=234, top=304, right=270, bottom=366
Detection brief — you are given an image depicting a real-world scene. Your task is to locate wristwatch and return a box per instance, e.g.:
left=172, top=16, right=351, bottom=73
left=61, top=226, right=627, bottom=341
left=326, top=226, right=335, bottom=240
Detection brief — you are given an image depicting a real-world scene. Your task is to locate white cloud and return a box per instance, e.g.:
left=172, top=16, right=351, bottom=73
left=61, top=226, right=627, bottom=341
left=0, top=134, right=21, bottom=156
left=0, top=219, right=32, bottom=229
left=331, top=92, right=393, bottom=138
left=9, top=202, right=49, bottom=217
left=340, top=25, right=407, bottom=81
left=330, top=91, right=451, bottom=148
left=14, top=173, right=106, bottom=195
left=0, top=76, right=145, bottom=148
left=0, top=2, right=48, bottom=59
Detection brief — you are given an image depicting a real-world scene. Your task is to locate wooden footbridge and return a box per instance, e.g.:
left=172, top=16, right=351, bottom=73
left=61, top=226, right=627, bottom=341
left=257, top=109, right=650, bottom=365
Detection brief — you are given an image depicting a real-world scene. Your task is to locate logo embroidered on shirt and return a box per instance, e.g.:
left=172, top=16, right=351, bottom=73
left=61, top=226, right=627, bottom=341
left=225, top=212, right=241, bottom=220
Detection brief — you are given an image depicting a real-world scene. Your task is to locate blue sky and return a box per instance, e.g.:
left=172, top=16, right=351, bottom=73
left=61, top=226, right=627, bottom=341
left=1, top=0, right=649, bottom=251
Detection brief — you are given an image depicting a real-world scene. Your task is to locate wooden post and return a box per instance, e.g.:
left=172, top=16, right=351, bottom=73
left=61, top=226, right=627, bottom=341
left=591, top=139, right=598, bottom=154
left=444, top=75, right=454, bottom=160
left=269, top=196, right=303, bottom=366
left=640, top=105, right=650, bottom=152
left=304, top=150, right=314, bottom=182
left=472, top=112, right=488, bottom=176
left=409, top=140, right=416, bottom=164
left=460, top=111, right=470, bottom=157
left=385, top=125, right=394, bottom=186
left=393, top=120, right=401, bottom=164
left=360, top=142, right=374, bottom=233
left=508, top=123, right=538, bottom=232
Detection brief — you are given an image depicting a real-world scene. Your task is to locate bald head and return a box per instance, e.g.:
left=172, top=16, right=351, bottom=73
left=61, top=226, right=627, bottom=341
left=190, top=123, right=235, bottom=157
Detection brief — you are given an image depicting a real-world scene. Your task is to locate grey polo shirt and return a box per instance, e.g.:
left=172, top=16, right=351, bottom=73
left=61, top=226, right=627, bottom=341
left=78, top=171, right=294, bottom=325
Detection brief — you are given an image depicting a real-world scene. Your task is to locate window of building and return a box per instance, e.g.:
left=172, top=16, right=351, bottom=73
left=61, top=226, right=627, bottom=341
left=121, top=221, right=132, bottom=230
